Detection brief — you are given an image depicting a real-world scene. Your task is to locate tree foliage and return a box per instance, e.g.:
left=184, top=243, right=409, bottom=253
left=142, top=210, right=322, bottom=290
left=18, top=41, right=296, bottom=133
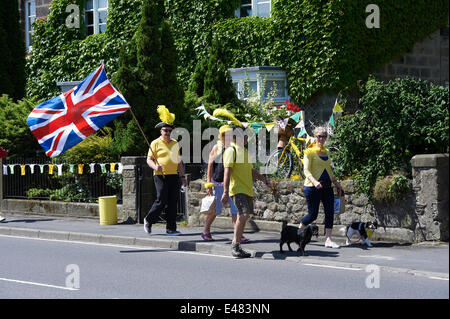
left=0, top=0, right=26, bottom=101
left=0, top=95, right=40, bottom=158
left=112, top=0, right=185, bottom=155
left=331, top=77, right=449, bottom=199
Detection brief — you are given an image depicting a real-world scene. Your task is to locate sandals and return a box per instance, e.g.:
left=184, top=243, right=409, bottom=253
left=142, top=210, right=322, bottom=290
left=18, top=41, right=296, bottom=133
left=241, top=235, right=250, bottom=244
left=201, top=233, right=214, bottom=241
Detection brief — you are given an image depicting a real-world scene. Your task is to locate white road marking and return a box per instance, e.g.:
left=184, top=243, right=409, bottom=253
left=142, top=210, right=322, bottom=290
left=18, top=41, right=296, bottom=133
left=0, top=277, right=78, bottom=291
left=428, top=276, right=449, bottom=281
left=302, top=263, right=362, bottom=271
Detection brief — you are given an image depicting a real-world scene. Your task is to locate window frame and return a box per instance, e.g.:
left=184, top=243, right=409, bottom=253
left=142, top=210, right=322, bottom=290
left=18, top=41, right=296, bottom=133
left=85, top=0, right=108, bottom=36
left=24, top=0, right=36, bottom=51
left=229, top=67, right=289, bottom=105
left=235, top=0, right=271, bottom=18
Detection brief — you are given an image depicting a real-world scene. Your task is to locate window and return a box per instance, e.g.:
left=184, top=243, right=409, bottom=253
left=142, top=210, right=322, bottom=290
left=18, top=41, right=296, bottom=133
left=229, top=66, right=289, bottom=105
left=85, top=0, right=108, bottom=35
left=25, top=0, right=36, bottom=51
left=235, top=0, right=271, bottom=18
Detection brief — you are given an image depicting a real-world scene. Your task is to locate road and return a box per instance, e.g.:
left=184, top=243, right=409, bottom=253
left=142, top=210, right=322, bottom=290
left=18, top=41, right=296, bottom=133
left=1, top=235, right=448, bottom=301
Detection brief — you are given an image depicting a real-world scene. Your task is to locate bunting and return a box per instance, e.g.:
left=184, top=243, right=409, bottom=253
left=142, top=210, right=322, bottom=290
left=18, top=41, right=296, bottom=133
left=1, top=162, right=123, bottom=176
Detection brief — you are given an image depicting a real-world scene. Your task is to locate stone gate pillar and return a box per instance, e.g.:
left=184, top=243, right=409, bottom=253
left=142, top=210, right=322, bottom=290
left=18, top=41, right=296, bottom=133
left=121, top=156, right=155, bottom=223
left=411, top=154, right=449, bottom=241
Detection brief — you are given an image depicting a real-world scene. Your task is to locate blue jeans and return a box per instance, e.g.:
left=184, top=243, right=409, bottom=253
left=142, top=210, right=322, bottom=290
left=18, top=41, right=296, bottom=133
left=214, top=183, right=238, bottom=215
left=302, top=186, right=334, bottom=229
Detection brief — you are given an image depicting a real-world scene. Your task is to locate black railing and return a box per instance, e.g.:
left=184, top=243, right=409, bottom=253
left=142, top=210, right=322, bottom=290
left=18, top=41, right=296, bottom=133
left=2, top=158, right=122, bottom=203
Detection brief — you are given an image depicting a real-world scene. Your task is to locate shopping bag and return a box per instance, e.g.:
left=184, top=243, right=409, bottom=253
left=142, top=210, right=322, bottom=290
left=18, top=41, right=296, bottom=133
left=200, top=195, right=216, bottom=215
left=334, top=190, right=345, bottom=214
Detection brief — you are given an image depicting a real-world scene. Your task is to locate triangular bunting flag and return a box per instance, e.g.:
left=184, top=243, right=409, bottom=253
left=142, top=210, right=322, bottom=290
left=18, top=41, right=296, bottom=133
left=290, top=112, right=302, bottom=123
left=333, top=100, right=343, bottom=113
left=265, top=123, right=275, bottom=132
left=329, top=113, right=335, bottom=127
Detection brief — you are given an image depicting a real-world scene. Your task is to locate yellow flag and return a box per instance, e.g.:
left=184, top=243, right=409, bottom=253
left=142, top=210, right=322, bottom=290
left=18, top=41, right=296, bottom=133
left=21, top=165, right=26, bottom=176
left=48, top=164, right=54, bottom=175
left=78, top=164, right=84, bottom=175
left=110, top=163, right=117, bottom=172
left=333, top=101, right=343, bottom=113
left=265, top=123, right=275, bottom=132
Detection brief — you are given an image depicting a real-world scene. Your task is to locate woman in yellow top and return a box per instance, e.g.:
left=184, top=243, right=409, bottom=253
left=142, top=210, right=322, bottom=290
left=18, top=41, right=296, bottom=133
left=298, top=126, right=342, bottom=248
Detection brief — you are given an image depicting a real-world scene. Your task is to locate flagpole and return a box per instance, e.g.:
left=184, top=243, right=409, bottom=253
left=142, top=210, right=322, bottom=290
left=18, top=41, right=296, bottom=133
left=101, top=61, right=165, bottom=178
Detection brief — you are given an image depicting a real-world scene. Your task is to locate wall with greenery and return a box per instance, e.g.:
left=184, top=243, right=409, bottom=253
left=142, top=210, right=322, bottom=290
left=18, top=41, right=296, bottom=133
left=331, top=77, right=449, bottom=200
left=26, top=0, right=448, bottom=104
left=26, top=0, right=142, bottom=101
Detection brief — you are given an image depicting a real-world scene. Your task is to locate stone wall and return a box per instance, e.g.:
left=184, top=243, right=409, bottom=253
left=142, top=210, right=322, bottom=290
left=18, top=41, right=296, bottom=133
left=374, top=28, right=449, bottom=86
left=187, top=154, right=449, bottom=243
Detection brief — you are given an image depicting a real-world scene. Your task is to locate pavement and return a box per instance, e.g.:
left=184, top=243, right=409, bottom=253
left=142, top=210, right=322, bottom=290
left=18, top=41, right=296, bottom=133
left=0, top=212, right=448, bottom=280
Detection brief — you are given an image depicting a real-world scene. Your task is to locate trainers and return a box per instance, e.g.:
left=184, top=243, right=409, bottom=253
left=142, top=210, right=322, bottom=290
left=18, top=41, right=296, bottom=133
left=144, top=219, right=151, bottom=234
left=166, top=230, right=181, bottom=236
left=325, top=240, right=340, bottom=248
left=231, top=243, right=251, bottom=258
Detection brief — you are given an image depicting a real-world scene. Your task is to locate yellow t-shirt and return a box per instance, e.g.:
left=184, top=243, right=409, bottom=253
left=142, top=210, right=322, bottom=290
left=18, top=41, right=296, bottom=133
left=148, top=137, right=180, bottom=175
left=303, top=148, right=335, bottom=187
left=223, top=142, right=253, bottom=197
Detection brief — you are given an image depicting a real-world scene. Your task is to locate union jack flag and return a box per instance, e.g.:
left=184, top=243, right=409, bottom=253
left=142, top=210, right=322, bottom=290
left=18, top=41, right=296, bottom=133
left=27, top=64, right=130, bottom=157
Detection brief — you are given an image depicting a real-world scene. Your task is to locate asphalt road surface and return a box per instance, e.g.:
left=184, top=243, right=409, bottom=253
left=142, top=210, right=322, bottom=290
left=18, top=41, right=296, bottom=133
left=1, top=235, right=448, bottom=300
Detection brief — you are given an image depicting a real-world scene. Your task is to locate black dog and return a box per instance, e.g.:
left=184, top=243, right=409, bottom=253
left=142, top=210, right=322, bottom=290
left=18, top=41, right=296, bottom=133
left=279, top=224, right=319, bottom=256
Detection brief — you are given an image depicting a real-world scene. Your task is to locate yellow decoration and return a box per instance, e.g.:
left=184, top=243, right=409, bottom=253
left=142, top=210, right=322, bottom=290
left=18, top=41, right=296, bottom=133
left=110, top=163, right=117, bottom=172
left=305, top=141, right=327, bottom=154
left=78, top=164, right=84, bottom=174
left=157, top=105, right=175, bottom=125
left=20, top=165, right=26, bottom=176
left=265, top=123, right=275, bottom=132
left=204, top=182, right=214, bottom=189
left=218, top=125, right=232, bottom=137
left=333, top=101, right=343, bottom=113
left=212, top=108, right=243, bottom=127
left=366, top=228, right=373, bottom=240
left=48, top=164, right=55, bottom=175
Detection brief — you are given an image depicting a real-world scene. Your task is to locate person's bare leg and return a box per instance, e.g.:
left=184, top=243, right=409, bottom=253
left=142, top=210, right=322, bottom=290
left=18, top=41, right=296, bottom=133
left=233, top=213, right=249, bottom=244
left=203, top=214, right=216, bottom=235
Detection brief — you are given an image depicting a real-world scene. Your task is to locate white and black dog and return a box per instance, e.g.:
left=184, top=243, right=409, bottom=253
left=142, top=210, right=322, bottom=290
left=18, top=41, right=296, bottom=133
left=341, top=221, right=378, bottom=247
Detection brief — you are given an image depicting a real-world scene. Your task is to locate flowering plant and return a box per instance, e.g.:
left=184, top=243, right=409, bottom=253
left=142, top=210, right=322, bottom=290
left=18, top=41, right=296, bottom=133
left=270, top=99, right=301, bottom=119
left=0, top=147, right=7, bottom=159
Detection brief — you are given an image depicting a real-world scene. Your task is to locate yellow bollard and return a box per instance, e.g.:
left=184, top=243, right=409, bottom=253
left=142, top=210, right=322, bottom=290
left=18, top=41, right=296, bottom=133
left=99, top=196, right=117, bottom=225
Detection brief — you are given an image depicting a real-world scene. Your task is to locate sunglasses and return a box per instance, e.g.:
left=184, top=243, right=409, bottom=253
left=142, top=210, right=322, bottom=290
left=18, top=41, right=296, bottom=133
left=316, top=135, right=327, bottom=139
left=162, top=129, right=172, bottom=133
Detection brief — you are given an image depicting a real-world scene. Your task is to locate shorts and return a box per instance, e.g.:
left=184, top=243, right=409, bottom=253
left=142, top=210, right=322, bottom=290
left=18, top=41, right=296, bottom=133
left=231, top=193, right=254, bottom=215
left=214, top=183, right=238, bottom=215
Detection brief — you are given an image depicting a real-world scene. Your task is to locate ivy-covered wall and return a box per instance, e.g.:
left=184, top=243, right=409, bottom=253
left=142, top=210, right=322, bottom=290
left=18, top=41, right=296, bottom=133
left=26, top=0, right=449, bottom=105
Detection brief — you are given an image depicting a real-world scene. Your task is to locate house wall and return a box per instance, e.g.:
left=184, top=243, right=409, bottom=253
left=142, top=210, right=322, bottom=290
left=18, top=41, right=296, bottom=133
left=374, top=28, right=449, bottom=86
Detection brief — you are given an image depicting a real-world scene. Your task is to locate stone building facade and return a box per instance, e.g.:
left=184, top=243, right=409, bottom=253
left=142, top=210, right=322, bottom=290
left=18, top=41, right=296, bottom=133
left=374, top=28, right=449, bottom=86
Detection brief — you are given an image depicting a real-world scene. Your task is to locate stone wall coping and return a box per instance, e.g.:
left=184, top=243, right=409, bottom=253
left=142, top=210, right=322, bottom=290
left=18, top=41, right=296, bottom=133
left=411, top=153, right=449, bottom=168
